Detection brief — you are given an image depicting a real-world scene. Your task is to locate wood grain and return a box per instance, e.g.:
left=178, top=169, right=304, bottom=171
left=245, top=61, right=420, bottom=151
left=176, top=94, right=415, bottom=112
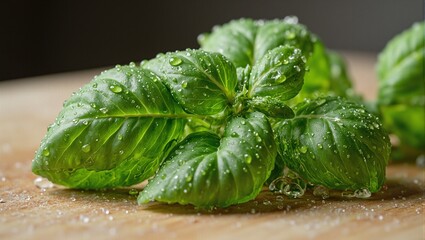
left=0, top=54, right=424, bottom=240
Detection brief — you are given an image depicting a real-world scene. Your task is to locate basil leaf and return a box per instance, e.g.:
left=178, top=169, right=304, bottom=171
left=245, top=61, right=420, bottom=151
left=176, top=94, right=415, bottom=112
left=200, top=18, right=314, bottom=68
left=380, top=105, right=425, bottom=151
left=32, top=65, right=186, bottom=189
left=377, top=21, right=425, bottom=106
left=377, top=21, right=425, bottom=150
left=254, top=19, right=314, bottom=64
left=143, top=49, right=237, bottom=115
left=138, top=112, right=277, bottom=208
left=248, top=45, right=305, bottom=101
left=277, top=97, right=391, bottom=192
left=298, top=40, right=353, bottom=100
left=198, top=19, right=258, bottom=68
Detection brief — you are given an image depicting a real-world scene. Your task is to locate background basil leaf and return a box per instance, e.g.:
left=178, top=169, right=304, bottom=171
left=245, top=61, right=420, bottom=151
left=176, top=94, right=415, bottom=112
left=138, top=112, right=277, bottom=208
left=377, top=21, right=425, bottom=151
left=377, top=21, right=425, bottom=106
left=199, top=18, right=314, bottom=68
left=297, top=40, right=353, bottom=100
left=143, top=49, right=237, bottom=115
left=32, top=65, right=186, bottom=189
left=277, top=97, right=391, bottom=192
left=248, top=45, right=305, bottom=101
left=198, top=19, right=258, bottom=68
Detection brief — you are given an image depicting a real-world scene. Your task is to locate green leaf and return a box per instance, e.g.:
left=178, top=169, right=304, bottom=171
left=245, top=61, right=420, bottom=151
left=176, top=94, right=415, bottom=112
left=380, top=105, right=425, bottom=150
left=138, top=112, right=277, bottom=208
left=248, top=45, right=306, bottom=101
left=143, top=49, right=237, bottom=115
left=298, top=40, right=353, bottom=100
left=377, top=21, right=425, bottom=106
left=198, top=19, right=258, bottom=68
left=277, top=97, right=391, bottom=192
left=199, top=18, right=314, bottom=68
left=377, top=21, right=425, bottom=151
left=254, top=19, right=314, bottom=64
left=32, top=65, right=186, bottom=189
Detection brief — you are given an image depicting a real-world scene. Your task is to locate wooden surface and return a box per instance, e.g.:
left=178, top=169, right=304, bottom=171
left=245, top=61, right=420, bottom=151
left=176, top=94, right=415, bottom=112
left=1, top=52, right=424, bottom=240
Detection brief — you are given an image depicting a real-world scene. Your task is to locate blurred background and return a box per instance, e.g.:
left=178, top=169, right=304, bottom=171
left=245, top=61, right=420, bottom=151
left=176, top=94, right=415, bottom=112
left=1, top=0, right=423, bottom=81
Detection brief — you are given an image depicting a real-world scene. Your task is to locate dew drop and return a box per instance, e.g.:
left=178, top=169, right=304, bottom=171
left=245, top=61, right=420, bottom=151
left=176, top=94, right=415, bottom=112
left=313, top=185, right=329, bottom=199
left=42, top=148, right=50, bottom=157
left=299, top=146, right=308, bottom=153
left=285, top=31, right=296, bottom=39
left=99, top=107, right=108, bottom=114
left=231, top=132, right=239, bottom=137
left=81, top=144, right=91, bottom=153
left=354, top=188, right=371, bottom=198
left=128, top=189, right=138, bottom=195
left=181, top=81, right=188, bottom=88
left=169, top=57, right=183, bottom=66
left=34, top=177, right=54, bottom=189
left=244, top=154, right=252, bottom=164
left=109, top=85, right=123, bottom=93
left=275, top=74, right=287, bottom=84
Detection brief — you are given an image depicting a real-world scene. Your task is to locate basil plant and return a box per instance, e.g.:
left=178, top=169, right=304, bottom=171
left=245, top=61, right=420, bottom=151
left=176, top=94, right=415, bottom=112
left=33, top=18, right=391, bottom=208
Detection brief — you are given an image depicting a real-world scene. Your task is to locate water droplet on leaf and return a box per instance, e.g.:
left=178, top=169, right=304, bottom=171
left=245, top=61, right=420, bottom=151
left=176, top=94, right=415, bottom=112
left=299, top=146, right=308, bottom=153
left=82, top=144, right=91, bottom=153
left=42, top=148, right=50, bottom=157
left=244, top=154, right=252, bottom=164
left=169, top=57, right=183, bottom=66
left=109, top=85, right=123, bottom=93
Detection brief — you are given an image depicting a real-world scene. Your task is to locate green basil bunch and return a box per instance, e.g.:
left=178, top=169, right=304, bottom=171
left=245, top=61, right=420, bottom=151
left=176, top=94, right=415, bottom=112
left=33, top=18, right=391, bottom=208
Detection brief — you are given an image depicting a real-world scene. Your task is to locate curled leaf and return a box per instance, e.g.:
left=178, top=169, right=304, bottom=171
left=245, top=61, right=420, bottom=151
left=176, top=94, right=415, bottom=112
left=138, top=112, right=276, bottom=208
left=200, top=18, right=314, bottom=68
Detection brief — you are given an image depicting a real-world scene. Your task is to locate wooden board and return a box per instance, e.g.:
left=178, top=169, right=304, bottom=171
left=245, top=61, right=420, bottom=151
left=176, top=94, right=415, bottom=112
left=0, top=53, right=424, bottom=240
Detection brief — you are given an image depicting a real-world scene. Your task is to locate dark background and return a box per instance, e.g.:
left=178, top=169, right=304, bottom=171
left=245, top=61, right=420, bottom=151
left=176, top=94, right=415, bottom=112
left=1, top=0, right=423, bottom=81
